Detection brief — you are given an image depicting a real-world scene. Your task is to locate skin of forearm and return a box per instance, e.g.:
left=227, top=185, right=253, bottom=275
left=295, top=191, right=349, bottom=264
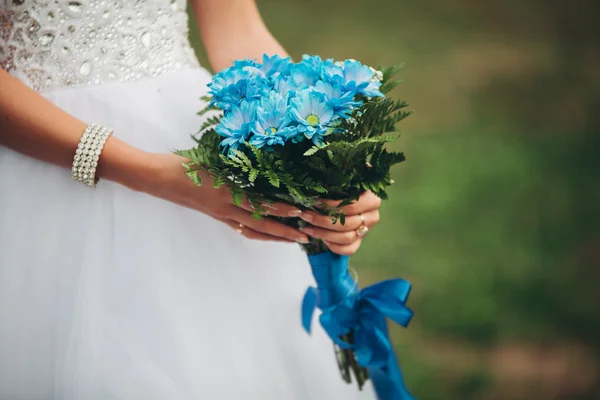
left=0, top=69, right=150, bottom=190
left=191, top=0, right=288, bottom=72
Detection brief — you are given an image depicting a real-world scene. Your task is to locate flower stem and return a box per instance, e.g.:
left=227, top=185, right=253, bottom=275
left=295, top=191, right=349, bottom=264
left=340, top=332, right=369, bottom=390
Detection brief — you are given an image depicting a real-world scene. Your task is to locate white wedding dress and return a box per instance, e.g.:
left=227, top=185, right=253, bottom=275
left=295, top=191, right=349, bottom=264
left=0, top=1, right=376, bottom=399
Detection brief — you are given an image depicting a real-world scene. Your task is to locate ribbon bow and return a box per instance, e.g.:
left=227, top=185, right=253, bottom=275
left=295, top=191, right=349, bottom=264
left=302, top=252, right=415, bottom=400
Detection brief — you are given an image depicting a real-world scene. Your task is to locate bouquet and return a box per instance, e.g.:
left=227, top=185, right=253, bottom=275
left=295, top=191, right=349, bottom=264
left=177, top=54, right=414, bottom=400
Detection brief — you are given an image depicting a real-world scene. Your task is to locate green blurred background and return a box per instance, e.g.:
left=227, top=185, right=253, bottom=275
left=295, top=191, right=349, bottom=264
left=188, top=1, right=600, bottom=398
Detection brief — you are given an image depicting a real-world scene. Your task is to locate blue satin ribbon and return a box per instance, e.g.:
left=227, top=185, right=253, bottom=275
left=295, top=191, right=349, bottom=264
left=302, top=251, right=415, bottom=400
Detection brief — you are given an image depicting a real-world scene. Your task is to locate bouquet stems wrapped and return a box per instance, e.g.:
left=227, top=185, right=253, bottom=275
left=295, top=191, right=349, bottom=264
left=177, top=54, right=414, bottom=399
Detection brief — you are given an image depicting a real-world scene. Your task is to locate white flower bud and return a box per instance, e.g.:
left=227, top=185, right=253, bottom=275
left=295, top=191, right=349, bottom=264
left=367, top=66, right=383, bottom=82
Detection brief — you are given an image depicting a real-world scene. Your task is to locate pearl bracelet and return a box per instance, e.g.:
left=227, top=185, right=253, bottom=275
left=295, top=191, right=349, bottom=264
left=71, top=124, right=112, bottom=188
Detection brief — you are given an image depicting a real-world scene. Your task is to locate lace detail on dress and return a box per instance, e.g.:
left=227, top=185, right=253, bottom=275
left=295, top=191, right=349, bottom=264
left=0, top=0, right=199, bottom=92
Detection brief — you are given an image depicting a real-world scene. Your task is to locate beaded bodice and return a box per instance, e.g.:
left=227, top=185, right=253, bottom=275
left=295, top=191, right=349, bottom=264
left=0, top=0, right=199, bottom=92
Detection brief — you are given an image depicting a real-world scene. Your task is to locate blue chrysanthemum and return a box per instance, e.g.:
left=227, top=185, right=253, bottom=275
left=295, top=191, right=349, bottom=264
left=327, top=60, right=384, bottom=98
left=274, top=76, right=300, bottom=98
left=290, top=90, right=335, bottom=145
left=291, top=63, right=319, bottom=89
left=208, top=68, right=267, bottom=111
left=260, top=54, right=293, bottom=81
left=314, top=80, right=362, bottom=118
left=250, top=91, right=297, bottom=148
left=215, top=100, right=257, bottom=155
left=300, top=54, right=335, bottom=79
left=232, top=58, right=259, bottom=69
left=208, top=67, right=242, bottom=95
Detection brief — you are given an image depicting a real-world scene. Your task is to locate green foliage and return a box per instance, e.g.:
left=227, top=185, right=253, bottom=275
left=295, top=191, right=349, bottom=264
left=379, top=64, right=405, bottom=95
left=197, top=115, right=222, bottom=135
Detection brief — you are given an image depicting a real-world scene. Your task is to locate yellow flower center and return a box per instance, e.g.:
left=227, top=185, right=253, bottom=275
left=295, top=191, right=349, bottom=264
left=268, top=127, right=277, bottom=135
left=306, top=114, right=320, bottom=126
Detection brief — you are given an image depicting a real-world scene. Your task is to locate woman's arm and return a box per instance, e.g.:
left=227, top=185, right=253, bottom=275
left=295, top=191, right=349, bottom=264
left=191, top=0, right=288, bottom=72
left=0, top=69, right=307, bottom=243
left=0, top=69, right=149, bottom=190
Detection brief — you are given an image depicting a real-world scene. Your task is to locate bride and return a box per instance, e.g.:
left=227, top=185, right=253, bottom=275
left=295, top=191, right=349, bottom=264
left=0, top=1, right=383, bottom=399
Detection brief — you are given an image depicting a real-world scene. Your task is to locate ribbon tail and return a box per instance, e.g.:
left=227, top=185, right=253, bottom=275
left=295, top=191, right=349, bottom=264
left=301, top=286, right=318, bottom=333
left=360, top=302, right=415, bottom=399
left=369, top=350, right=415, bottom=400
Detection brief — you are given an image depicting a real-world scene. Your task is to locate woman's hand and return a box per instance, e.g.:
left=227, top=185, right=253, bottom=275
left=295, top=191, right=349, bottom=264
left=298, top=192, right=382, bottom=256
left=134, top=153, right=309, bottom=244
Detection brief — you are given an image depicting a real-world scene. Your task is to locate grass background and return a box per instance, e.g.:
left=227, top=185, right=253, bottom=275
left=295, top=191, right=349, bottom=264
left=187, top=1, right=600, bottom=398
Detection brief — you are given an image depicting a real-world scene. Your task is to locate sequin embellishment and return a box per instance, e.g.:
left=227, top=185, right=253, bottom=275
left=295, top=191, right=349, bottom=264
left=0, top=0, right=199, bottom=92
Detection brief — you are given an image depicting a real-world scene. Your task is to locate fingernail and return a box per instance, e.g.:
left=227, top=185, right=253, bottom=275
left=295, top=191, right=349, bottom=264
left=297, top=236, right=309, bottom=244
left=300, top=212, right=313, bottom=222
left=300, top=227, right=315, bottom=236
left=288, top=209, right=302, bottom=217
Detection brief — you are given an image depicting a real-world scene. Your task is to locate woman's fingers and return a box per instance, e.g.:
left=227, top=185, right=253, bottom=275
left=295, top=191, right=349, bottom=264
left=318, top=191, right=381, bottom=216
left=237, top=198, right=303, bottom=218
left=221, top=219, right=294, bottom=243
left=300, top=209, right=379, bottom=232
left=229, top=207, right=309, bottom=243
left=262, top=202, right=304, bottom=218
left=300, top=209, right=377, bottom=244
left=324, top=239, right=363, bottom=256
left=300, top=225, right=359, bottom=245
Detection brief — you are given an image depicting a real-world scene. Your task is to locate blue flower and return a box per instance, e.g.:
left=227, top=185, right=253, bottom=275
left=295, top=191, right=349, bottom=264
left=290, top=90, right=335, bottom=145
left=260, top=54, right=293, bottom=80
left=208, top=68, right=267, bottom=111
left=300, top=54, right=335, bottom=79
left=314, top=80, right=362, bottom=118
left=232, top=58, right=259, bottom=69
left=208, top=67, right=242, bottom=95
left=291, top=63, right=318, bottom=89
left=292, top=54, right=336, bottom=89
left=242, top=65, right=266, bottom=78
left=250, top=91, right=297, bottom=148
left=274, top=76, right=300, bottom=98
left=215, top=101, right=257, bottom=155
left=327, top=60, right=384, bottom=98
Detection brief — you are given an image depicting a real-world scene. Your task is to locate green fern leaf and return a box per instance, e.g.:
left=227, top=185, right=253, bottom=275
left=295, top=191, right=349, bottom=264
left=231, top=190, right=243, bottom=207
left=185, top=170, right=202, bottom=186
left=249, top=169, right=259, bottom=182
